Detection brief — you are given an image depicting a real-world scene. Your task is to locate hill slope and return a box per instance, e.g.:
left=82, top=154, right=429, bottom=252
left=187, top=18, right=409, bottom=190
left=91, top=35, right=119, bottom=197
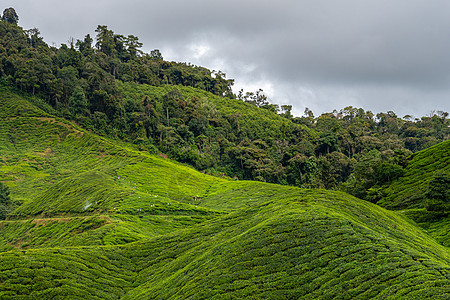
left=378, top=139, right=450, bottom=248
left=0, top=91, right=449, bottom=299
left=1, top=190, right=449, bottom=299
left=0, top=89, right=221, bottom=252
left=379, top=140, right=450, bottom=210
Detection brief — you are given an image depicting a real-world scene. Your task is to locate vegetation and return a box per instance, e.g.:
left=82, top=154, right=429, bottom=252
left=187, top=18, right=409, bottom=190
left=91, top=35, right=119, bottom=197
left=425, top=172, right=450, bottom=212
left=1, top=8, right=450, bottom=298
left=2, top=192, right=450, bottom=299
left=0, top=10, right=449, bottom=199
left=0, top=181, right=13, bottom=219
left=376, top=140, right=450, bottom=252
left=379, top=140, right=450, bottom=210
left=0, top=81, right=449, bottom=299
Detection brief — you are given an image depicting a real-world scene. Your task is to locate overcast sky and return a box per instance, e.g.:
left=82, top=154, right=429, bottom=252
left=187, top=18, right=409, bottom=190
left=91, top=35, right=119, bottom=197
left=5, top=0, right=450, bottom=117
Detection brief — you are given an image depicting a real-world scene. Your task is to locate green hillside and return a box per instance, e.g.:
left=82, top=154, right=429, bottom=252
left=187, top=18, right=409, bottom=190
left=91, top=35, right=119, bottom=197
left=117, top=82, right=314, bottom=143
left=379, top=140, right=450, bottom=210
left=1, top=13, right=449, bottom=197
left=1, top=188, right=449, bottom=299
left=1, top=91, right=449, bottom=299
left=0, top=89, right=221, bottom=253
left=377, top=140, right=450, bottom=248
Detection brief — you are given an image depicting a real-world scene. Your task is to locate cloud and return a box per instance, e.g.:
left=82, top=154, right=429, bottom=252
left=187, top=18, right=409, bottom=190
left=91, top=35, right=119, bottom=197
left=6, top=0, right=450, bottom=116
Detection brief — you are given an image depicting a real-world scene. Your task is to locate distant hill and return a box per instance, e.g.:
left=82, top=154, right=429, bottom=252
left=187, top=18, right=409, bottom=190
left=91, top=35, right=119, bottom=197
left=1, top=90, right=449, bottom=299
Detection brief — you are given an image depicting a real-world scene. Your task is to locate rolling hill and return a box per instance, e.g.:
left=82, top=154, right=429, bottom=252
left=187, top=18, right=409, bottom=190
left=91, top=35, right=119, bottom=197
left=1, top=90, right=449, bottom=299
left=379, top=140, right=450, bottom=210
left=377, top=139, right=450, bottom=248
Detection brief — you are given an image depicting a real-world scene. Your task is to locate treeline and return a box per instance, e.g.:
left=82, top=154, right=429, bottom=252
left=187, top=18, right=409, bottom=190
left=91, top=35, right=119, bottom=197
left=1, top=8, right=449, bottom=203
left=134, top=86, right=448, bottom=202
left=0, top=8, right=234, bottom=112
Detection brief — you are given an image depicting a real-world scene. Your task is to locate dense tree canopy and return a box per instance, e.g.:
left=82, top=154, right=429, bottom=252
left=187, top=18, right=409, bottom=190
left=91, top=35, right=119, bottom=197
left=0, top=10, right=449, bottom=203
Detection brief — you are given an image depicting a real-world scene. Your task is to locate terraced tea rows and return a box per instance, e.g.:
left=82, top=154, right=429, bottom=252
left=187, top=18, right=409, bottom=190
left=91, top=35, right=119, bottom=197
left=1, top=90, right=449, bottom=299
left=1, top=192, right=450, bottom=299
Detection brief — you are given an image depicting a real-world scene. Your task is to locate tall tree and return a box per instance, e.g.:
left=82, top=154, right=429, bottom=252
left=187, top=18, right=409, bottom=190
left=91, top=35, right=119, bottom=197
left=2, top=7, right=19, bottom=24
left=24, top=28, right=44, bottom=48
left=150, top=49, right=163, bottom=60
left=125, top=35, right=143, bottom=58
left=76, top=34, right=94, bottom=56
left=95, top=25, right=115, bottom=56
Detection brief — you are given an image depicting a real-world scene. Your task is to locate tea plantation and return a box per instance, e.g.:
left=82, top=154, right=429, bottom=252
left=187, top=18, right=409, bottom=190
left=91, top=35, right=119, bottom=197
left=1, top=90, right=449, bottom=299
left=379, top=140, right=450, bottom=210
left=379, top=139, right=450, bottom=250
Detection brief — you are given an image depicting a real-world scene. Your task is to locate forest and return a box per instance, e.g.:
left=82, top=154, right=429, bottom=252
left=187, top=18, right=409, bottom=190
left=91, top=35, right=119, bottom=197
left=0, top=7, right=449, bottom=204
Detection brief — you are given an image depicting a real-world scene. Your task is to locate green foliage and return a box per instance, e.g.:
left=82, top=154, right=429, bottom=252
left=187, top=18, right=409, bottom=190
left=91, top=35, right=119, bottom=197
left=377, top=141, right=450, bottom=250
left=123, top=193, right=450, bottom=299
left=1, top=190, right=449, bottom=299
left=12, top=170, right=128, bottom=216
left=1, top=8, right=18, bottom=24
left=1, top=17, right=450, bottom=298
left=69, top=85, right=89, bottom=116
left=316, top=131, right=339, bottom=155
left=0, top=181, right=12, bottom=219
left=398, top=209, right=450, bottom=247
left=379, top=140, right=450, bottom=210
left=115, top=82, right=315, bottom=183
left=0, top=90, right=449, bottom=299
left=342, top=150, right=405, bottom=201
left=425, top=172, right=450, bottom=212
left=1, top=15, right=449, bottom=194
left=0, top=214, right=214, bottom=252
